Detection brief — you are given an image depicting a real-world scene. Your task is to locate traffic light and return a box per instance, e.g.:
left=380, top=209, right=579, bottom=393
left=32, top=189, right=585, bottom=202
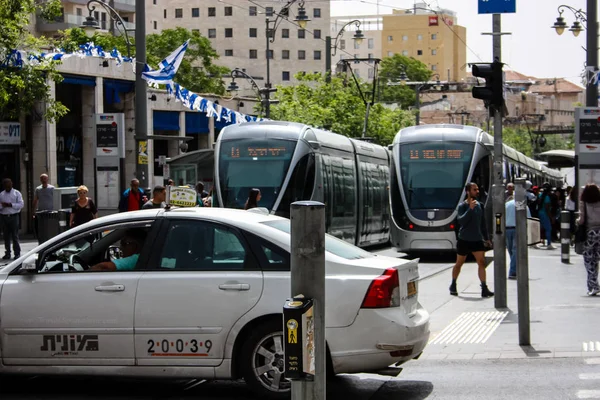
left=471, top=61, right=504, bottom=110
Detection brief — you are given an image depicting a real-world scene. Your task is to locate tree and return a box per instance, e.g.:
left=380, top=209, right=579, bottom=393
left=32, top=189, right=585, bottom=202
left=269, top=73, right=414, bottom=145
left=378, top=54, right=432, bottom=109
left=501, top=126, right=574, bottom=158
left=58, top=27, right=229, bottom=95
left=0, top=0, right=68, bottom=121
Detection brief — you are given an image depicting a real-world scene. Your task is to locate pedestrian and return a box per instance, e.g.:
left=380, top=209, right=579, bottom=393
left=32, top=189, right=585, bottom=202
left=195, top=182, right=208, bottom=207
left=118, top=179, right=146, bottom=212
left=576, top=183, right=600, bottom=296
left=167, top=179, right=174, bottom=186
left=32, top=173, right=55, bottom=240
left=244, top=188, right=262, bottom=210
left=142, top=186, right=167, bottom=209
left=538, top=183, right=556, bottom=249
left=505, top=195, right=531, bottom=280
left=69, top=185, right=98, bottom=228
left=505, top=182, right=514, bottom=201
left=0, top=178, right=24, bottom=260
left=449, top=182, right=494, bottom=298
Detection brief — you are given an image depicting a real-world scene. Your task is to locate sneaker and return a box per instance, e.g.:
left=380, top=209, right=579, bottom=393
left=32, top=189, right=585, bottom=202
left=449, top=282, right=458, bottom=296
left=587, top=288, right=600, bottom=296
left=13, top=254, right=20, bottom=260
left=481, top=284, right=494, bottom=298
left=546, top=244, right=557, bottom=250
left=2, top=254, right=10, bottom=260
left=508, top=275, right=517, bottom=280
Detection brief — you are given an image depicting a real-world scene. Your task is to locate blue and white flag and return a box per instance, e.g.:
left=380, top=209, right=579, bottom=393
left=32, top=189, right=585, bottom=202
left=141, top=39, right=189, bottom=85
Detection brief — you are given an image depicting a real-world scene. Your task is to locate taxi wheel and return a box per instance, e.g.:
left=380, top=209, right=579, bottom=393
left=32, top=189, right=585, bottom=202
left=241, top=319, right=291, bottom=399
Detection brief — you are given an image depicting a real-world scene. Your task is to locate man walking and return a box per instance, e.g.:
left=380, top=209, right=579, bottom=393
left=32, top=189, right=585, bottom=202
left=32, top=173, right=55, bottom=239
left=119, top=179, right=146, bottom=212
left=449, top=182, right=494, bottom=298
left=0, top=178, right=24, bottom=260
left=142, top=186, right=167, bottom=209
left=505, top=195, right=531, bottom=280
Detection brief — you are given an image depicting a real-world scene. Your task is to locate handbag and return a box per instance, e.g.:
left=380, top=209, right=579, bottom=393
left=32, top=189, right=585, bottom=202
left=574, top=203, right=588, bottom=255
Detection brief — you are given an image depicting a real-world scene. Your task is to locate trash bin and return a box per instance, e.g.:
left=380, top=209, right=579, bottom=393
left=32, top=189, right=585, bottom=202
left=58, top=209, right=72, bottom=233
left=35, top=211, right=60, bottom=244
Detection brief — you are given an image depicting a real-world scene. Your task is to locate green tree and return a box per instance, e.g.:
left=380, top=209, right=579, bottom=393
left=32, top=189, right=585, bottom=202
left=58, top=27, right=229, bottom=94
left=501, top=126, right=574, bottom=158
left=0, top=0, right=68, bottom=121
left=378, top=54, right=432, bottom=109
left=269, top=72, right=414, bottom=145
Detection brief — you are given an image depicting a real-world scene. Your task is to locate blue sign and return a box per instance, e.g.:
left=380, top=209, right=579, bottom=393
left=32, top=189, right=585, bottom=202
left=478, top=0, right=516, bottom=14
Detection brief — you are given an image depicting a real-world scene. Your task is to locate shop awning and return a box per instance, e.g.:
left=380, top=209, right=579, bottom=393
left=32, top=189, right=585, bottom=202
left=104, top=79, right=134, bottom=104
left=153, top=111, right=180, bottom=132
left=185, top=112, right=209, bottom=135
left=61, top=74, right=96, bottom=86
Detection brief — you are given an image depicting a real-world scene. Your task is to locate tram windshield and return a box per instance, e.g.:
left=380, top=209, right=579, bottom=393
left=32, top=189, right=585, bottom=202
left=399, top=141, right=474, bottom=210
left=218, top=138, right=298, bottom=209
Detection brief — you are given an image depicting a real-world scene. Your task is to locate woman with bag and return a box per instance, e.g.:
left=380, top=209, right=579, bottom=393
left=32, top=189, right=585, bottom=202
left=576, top=183, right=600, bottom=296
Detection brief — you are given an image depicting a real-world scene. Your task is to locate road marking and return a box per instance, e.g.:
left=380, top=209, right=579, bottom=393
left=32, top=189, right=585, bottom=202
left=429, top=311, right=508, bottom=345
left=577, top=390, right=600, bottom=399
left=585, top=358, right=600, bottom=365
left=580, top=373, right=600, bottom=380
left=583, top=342, right=600, bottom=352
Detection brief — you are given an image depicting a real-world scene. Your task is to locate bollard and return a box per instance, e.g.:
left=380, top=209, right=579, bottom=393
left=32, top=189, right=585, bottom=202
left=290, top=201, right=326, bottom=400
left=515, top=178, right=530, bottom=346
left=560, top=211, right=571, bottom=264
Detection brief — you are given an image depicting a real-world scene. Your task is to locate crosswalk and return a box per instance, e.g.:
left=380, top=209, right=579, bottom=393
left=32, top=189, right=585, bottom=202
left=576, top=357, right=600, bottom=399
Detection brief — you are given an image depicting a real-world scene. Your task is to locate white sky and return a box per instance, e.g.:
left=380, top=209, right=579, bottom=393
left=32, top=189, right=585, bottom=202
left=330, top=0, right=595, bottom=85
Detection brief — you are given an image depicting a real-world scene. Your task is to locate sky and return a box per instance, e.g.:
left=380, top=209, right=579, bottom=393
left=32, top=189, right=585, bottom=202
left=330, top=0, right=595, bottom=85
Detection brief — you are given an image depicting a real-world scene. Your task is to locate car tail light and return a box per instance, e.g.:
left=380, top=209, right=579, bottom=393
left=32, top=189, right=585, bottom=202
left=450, top=223, right=455, bottom=230
left=408, top=224, right=414, bottom=229
left=361, top=268, right=400, bottom=308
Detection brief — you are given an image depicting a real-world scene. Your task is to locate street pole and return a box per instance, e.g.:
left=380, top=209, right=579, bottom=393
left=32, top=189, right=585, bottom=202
left=325, top=36, right=332, bottom=83
left=415, top=85, right=421, bottom=126
left=515, top=178, right=530, bottom=346
left=265, top=18, right=272, bottom=118
left=560, top=210, right=571, bottom=264
left=290, top=201, right=326, bottom=400
left=134, top=0, right=148, bottom=189
left=585, top=0, right=598, bottom=108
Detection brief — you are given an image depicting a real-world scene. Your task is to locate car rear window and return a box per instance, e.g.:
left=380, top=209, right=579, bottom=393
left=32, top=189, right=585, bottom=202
left=260, top=220, right=374, bottom=260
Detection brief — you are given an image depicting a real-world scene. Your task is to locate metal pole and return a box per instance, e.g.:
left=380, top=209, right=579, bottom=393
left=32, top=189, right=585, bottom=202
left=134, top=0, right=148, bottom=189
left=415, top=85, right=420, bottom=126
left=361, top=102, right=371, bottom=138
left=290, top=201, right=326, bottom=400
left=586, top=0, right=598, bottom=108
left=265, top=18, right=271, bottom=119
left=492, top=13, right=507, bottom=309
left=325, top=36, right=332, bottom=83
left=515, top=178, right=530, bottom=346
left=560, top=210, right=571, bottom=264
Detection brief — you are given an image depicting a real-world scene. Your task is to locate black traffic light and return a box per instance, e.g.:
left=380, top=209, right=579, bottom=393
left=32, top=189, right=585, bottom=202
left=471, top=61, right=504, bottom=110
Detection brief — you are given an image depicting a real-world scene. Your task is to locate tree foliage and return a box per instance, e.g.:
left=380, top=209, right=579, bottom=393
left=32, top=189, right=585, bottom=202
left=269, top=73, right=415, bottom=145
left=378, top=54, right=432, bottom=109
left=59, top=27, right=229, bottom=95
left=502, top=126, right=574, bottom=158
left=0, top=0, right=68, bottom=121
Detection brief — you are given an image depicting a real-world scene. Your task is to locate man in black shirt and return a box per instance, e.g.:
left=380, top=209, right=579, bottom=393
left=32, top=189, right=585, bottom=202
left=142, top=186, right=166, bottom=209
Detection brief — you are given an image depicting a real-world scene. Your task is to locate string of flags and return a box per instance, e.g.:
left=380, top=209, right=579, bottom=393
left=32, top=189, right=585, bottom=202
left=0, top=41, right=267, bottom=124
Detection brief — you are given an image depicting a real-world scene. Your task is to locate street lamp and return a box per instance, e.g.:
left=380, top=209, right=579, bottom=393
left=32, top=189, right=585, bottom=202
left=326, top=19, right=365, bottom=82
left=80, top=1, right=134, bottom=58
left=388, top=70, right=442, bottom=125
left=226, top=68, right=276, bottom=117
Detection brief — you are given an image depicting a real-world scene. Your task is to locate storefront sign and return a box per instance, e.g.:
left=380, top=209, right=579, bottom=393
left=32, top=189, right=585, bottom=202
left=428, top=16, right=438, bottom=26
left=95, top=114, right=125, bottom=157
left=167, top=186, right=197, bottom=207
left=0, top=122, right=21, bottom=145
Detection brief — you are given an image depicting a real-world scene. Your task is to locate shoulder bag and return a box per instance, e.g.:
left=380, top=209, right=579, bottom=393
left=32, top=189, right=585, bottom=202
left=574, top=203, right=588, bottom=255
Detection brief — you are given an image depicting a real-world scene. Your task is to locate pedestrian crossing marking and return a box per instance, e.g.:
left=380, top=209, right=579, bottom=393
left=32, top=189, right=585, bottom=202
left=583, top=342, right=600, bottom=352
left=429, top=311, right=508, bottom=345
left=576, top=390, right=600, bottom=399
left=579, top=373, right=600, bottom=380
left=585, top=358, right=600, bottom=364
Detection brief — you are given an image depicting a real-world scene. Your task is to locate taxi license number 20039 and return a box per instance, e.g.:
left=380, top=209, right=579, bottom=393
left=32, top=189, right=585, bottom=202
left=147, top=338, right=213, bottom=356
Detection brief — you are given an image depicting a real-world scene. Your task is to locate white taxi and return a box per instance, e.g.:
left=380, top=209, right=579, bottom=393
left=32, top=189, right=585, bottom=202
left=0, top=207, right=429, bottom=398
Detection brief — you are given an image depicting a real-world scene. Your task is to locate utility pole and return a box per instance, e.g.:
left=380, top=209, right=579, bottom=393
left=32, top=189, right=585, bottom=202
left=515, top=178, right=530, bottom=345
left=265, top=17, right=272, bottom=118
left=325, top=36, right=332, bottom=83
left=134, top=0, right=148, bottom=190
left=586, top=0, right=598, bottom=108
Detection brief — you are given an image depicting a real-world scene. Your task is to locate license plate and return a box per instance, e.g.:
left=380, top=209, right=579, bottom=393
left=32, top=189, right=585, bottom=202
left=407, top=281, right=417, bottom=297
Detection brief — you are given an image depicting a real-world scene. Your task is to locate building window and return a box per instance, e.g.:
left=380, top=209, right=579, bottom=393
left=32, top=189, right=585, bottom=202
left=355, top=69, right=360, bottom=78
left=314, top=50, right=321, bottom=60
left=175, top=8, right=182, bottom=18
left=431, top=49, right=437, bottom=55
left=282, top=50, right=290, bottom=59
left=298, top=50, right=306, bottom=60
left=208, top=7, right=216, bottom=17
left=298, top=29, right=305, bottom=39
left=191, top=7, right=199, bottom=17
left=368, top=68, right=374, bottom=79
left=208, top=28, right=216, bottom=38
left=387, top=51, right=394, bottom=57
left=314, top=8, right=321, bottom=18
left=417, top=34, right=423, bottom=40
left=225, top=49, right=233, bottom=56
left=354, top=40, right=360, bottom=50
left=368, top=38, right=374, bottom=49
left=402, top=50, right=409, bottom=56
left=281, top=29, right=289, bottom=38
left=340, top=39, right=345, bottom=49
left=266, top=7, right=274, bottom=16
left=163, top=9, right=166, bottom=18
left=76, top=7, right=82, bottom=15
left=153, top=0, right=156, bottom=5
left=250, top=49, right=257, bottom=59
left=153, top=20, right=157, bottom=29
left=387, top=35, right=393, bottom=42
left=282, top=71, right=290, bottom=81
left=225, top=28, right=233, bottom=38
left=417, top=50, right=423, bottom=55
left=249, top=28, right=257, bottom=37
left=249, top=6, right=257, bottom=16
left=368, top=53, right=373, bottom=59
left=314, top=29, right=321, bottom=39
left=432, top=65, right=437, bottom=71
left=402, top=35, right=408, bottom=41
left=224, top=6, right=232, bottom=16
left=267, top=49, right=274, bottom=59
left=431, top=33, right=437, bottom=40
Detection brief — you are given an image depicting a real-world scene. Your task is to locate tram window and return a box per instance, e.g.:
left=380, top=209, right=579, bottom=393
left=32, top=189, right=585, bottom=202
left=277, top=153, right=316, bottom=218
left=321, top=155, right=333, bottom=229
left=472, top=155, right=491, bottom=204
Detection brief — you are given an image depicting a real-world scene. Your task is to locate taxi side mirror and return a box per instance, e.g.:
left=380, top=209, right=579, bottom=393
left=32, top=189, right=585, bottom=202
left=20, top=253, right=38, bottom=273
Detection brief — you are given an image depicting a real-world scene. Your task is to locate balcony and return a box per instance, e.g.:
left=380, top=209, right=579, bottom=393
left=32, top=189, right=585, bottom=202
left=66, top=0, right=135, bottom=13
left=36, top=13, right=134, bottom=34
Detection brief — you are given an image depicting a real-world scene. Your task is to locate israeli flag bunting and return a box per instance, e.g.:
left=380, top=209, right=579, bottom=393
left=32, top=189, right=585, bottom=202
left=141, top=39, right=189, bottom=85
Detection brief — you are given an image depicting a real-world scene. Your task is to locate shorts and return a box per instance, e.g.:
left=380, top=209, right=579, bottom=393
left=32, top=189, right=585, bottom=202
left=456, top=239, right=487, bottom=256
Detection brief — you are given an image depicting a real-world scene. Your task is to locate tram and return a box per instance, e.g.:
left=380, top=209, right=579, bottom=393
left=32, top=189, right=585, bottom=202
left=389, top=124, right=565, bottom=253
left=214, top=121, right=391, bottom=247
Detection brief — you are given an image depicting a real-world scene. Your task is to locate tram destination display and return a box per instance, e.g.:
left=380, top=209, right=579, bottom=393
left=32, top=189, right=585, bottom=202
left=407, top=148, right=467, bottom=160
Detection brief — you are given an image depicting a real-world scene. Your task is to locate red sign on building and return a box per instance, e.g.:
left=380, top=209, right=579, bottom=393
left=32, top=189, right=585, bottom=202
left=429, top=16, right=438, bottom=26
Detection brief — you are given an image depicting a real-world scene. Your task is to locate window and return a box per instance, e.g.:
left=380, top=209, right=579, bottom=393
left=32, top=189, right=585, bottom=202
left=281, top=29, right=289, bottom=38
left=298, top=50, right=306, bottom=60
left=153, top=21, right=157, bottom=30
left=417, top=34, right=423, bottom=40
left=402, top=50, right=409, bottom=56
left=387, top=35, right=393, bottom=42
left=314, top=50, right=321, bottom=60
left=282, top=50, right=290, bottom=59
left=163, top=9, right=166, bottom=18
left=387, top=51, right=394, bottom=57
left=191, top=7, right=199, bottom=17
left=314, top=8, right=321, bottom=18
left=431, top=33, right=437, bottom=40
left=208, top=28, right=216, bottom=38
left=266, top=7, right=274, bottom=16
left=432, top=65, right=437, bottom=71
left=313, top=29, right=321, bottom=39
left=225, top=28, right=233, bottom=38
left=224, top=6, right=232, bottom=16
left=298, top=29, right=306, bottom=39
left=417, top=49, right=423, bottom=56
left=368, top=53, right=373, bottom=59
left=431, top=49, right=437, bottom=55
left=355, top=69, right=360, bottom=78
left=267, top=49, right=274, bottom=59
left=208, top=7, right=216, bottom=17
left=354, top=40, right=361, bottom=50
left=153, top=0, right=156, bottom=4
left=368, top=68, right=374, bottom=79
left=368, top=38, right=374, bottom=49
left=249, top=49, right=257, bottom=59
left=340, top=39, right=345, bottom=49
left=158, top=221, right=252, bottom=271
left=402, top=35, right=408, bottom=41
left=249, top=28, right=257, bottom=38
left=225, top=49, right=233, bottom=56
left=76, top=7, right=82, bottom=15
left=249, top=6, right=257, bottom=16
left=282, top=71, right=290, bottom=81
left=175, top=8, right=182, bottom=18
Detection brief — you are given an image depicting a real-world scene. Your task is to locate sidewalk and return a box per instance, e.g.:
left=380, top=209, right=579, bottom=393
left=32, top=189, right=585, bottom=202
left=421, top=246, right=600, bottom=360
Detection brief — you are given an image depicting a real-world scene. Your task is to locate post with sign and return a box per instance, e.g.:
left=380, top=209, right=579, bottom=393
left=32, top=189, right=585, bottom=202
left=575, top=107, right=600, bottom=189
left=94, top=113, right=125, bottom=215
left=515, top=178, right=530, bottom=345
left=285, top=201, right=326, bottom=400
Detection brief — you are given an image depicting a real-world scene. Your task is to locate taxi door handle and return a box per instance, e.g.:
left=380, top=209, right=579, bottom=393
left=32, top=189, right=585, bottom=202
left=95, top=284, right=125, bottom=292
left=219, top=283, right=250, bottom=291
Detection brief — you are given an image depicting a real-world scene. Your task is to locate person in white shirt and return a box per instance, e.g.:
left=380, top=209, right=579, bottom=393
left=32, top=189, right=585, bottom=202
left=0, top=178, right=24, bottom=260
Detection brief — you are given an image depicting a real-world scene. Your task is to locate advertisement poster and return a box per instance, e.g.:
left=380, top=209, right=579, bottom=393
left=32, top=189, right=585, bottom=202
left=167, top=186, right=197, bottom=207
left=138, top=140, right=148, bottom=165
